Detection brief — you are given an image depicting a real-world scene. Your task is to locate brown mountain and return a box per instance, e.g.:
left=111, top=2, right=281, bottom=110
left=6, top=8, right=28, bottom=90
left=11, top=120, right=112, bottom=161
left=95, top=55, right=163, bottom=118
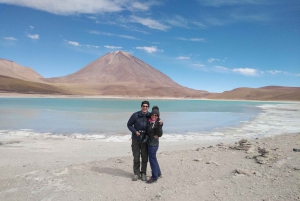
left=206, top=86, right=300, bottom=101
left=0, top=58, right=44, bottom=83
left=45, top=51, right=208, bottom=97
left=0, top=75, right=69, bottom=94
left=1, top=53, right=299, bottom=100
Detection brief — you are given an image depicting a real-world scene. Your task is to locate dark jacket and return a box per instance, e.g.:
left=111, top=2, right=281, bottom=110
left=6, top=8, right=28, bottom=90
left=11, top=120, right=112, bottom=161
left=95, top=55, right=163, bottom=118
left=127, top=110, right=151, bottom=141
left=146, top=119, right=163, bottom=146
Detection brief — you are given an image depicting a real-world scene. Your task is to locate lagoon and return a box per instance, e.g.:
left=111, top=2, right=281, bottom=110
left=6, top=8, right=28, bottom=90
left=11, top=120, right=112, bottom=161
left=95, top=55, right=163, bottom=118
left=0, top=98, right=299, bottom=142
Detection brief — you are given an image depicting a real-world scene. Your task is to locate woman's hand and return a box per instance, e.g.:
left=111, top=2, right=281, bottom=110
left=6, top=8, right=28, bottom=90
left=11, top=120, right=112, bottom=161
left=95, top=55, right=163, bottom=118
left=159, top=120, right=164, bottom=125
left=153, top=135, right=158, bottom=139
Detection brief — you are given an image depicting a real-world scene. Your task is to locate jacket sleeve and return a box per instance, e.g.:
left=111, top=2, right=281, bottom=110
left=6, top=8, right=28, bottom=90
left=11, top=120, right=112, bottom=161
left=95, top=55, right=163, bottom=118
left=127, top=113, right=137, bottom=133
left=155, top=123, right=163, bottom=137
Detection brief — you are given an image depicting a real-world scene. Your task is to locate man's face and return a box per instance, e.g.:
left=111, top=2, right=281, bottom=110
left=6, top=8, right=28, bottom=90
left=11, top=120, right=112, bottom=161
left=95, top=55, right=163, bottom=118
left=141, top=104, right=149, bottom=114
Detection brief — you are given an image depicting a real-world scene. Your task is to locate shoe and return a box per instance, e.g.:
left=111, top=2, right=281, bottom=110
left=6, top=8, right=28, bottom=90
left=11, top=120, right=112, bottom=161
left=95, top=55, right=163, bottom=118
left=132, top=174, right=141, bottom=181
left=293, top=148, right=300, bottom=152
left=146, top=177, right=157, bottom=184
left=158, top=174, right=162, bottom=178
left=141, top=173, right=147, bottom=181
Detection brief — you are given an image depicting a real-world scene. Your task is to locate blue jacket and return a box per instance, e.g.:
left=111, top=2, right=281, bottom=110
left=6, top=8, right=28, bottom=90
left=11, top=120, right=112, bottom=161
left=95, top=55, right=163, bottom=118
left=127, top=110, right=151, bottom=141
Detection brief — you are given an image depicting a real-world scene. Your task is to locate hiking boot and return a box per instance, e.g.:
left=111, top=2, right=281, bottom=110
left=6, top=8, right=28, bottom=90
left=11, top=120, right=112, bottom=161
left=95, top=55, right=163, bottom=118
left=132, top=174, right=141, bottom=181
left=146, top=177, right=157, bottom=184
left=141, top=173, right=147, bottom=181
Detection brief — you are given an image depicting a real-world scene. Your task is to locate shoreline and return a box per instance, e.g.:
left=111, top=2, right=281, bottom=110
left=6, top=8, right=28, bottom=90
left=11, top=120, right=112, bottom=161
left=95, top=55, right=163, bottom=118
left=0, top=132, right=299, bottom=200
left=0, top=92, right=299, bottom=103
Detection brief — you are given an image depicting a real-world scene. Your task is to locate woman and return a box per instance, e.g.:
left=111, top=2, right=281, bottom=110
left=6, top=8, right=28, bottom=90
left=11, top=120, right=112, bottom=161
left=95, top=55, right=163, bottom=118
left=145, top=106, right=163, bottom=183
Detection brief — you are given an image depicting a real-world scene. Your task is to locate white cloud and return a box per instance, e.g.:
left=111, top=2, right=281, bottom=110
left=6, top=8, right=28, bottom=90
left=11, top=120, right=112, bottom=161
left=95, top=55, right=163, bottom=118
left=3, top=37, right=17, bottom=40
left=232, top=68, right=257, bottom=76
left=65, top=40, right=100, bottom=49
left=193, top=64, right=206, bottom=67
left=86, top=45, right=99, bottom=48
left=166, top=15, right=189, bottom=28
left=67, top=41, right=80, bottom=46
left=266, top=70, right=291, bottom=75
left=177, top=37, right=205, bottom=42
left=191, top=21, right=208, bottom=28
left=30, top=26, right=34, bottom=29
left=176, top=56, right=190, bottom=60
left=136, top=46, right=162, bottom=53
left=118, top=35, right=138, bottom=40
left=208, top=58, right=220, bottom=63
left=0, top=0, right=152, bottom=15
left=165, top=15, right=208, bottom=29
left=131, top=2, right=149, bottom=11
left=89, top=31, right=138, bottom=40
left=197, top=0, right=264, bottom=7
left=27, top=34, right=39, bottom=39
left=104, top=45, right=122, bottom=49
left=296, top=74, right=300, bottom=77
left=130, top=16, right=170, bottom=31
left=267, top=70, right=282, bottom=75
left=215, top=66, right=229, bottom=71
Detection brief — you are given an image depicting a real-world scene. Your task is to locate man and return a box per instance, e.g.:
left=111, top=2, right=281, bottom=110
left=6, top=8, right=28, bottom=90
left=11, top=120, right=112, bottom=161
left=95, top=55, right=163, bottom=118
left=127, top=100, right=150, bottom=181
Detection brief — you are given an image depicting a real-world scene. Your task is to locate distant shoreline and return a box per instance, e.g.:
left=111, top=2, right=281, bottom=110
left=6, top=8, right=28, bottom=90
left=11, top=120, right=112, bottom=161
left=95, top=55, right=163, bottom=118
left=0, top=92, right=299, bottom=103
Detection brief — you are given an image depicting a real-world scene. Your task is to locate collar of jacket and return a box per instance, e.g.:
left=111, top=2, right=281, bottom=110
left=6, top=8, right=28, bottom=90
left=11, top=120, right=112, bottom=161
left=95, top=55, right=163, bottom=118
left=138, top=111, right=150, bottom=117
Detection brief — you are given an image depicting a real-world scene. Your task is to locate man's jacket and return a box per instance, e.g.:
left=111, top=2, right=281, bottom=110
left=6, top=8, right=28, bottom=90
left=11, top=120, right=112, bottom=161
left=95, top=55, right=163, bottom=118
left=127, top=111, right=150, bottom=141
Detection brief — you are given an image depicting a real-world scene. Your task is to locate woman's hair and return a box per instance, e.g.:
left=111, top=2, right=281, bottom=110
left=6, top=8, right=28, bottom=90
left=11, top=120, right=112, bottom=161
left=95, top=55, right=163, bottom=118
left=152, top=106, right=159, bottom=110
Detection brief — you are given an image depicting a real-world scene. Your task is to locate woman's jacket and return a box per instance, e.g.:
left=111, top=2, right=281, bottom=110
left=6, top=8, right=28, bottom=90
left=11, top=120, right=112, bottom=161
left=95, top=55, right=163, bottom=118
left=146, top=119, right=163, bottom=146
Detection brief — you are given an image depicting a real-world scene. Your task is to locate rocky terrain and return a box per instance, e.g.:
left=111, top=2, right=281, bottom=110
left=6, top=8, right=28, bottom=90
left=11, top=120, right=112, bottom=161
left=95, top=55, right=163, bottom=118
left=0, top=133, right=299, bottom=200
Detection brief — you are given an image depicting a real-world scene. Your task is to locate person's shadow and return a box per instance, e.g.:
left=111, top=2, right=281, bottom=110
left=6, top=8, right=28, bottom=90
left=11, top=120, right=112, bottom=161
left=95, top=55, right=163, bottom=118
left=91, top=167, right=132, bottom=178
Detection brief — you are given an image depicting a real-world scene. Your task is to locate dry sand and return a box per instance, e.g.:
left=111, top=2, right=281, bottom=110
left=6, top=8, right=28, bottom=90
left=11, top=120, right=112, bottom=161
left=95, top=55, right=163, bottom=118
left=1, top=133, right=300, bottom=201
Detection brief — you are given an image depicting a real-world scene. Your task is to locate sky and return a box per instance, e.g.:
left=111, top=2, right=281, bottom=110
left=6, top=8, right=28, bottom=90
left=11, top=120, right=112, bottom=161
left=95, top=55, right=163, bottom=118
left=0, top=0, right=299, bottom=92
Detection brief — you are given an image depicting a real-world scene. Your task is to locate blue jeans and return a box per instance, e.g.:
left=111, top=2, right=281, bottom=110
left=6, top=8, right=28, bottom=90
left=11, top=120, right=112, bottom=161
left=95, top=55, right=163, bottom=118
left=148, top=145, right=161, bottom=180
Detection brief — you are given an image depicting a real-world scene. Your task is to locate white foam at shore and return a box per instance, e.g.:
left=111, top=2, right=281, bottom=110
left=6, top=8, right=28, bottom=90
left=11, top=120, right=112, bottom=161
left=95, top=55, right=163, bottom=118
left=1, top=103, right=299, bottom=142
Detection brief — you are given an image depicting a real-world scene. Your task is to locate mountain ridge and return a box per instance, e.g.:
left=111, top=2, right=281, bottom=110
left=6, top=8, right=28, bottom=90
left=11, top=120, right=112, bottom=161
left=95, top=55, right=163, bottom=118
left=0, top=52, right=299, bottom=100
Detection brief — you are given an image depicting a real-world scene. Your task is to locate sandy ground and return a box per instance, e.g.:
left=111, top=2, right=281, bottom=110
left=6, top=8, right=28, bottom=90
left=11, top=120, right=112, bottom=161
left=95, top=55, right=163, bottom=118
left=1, top=133, right=300, bottom=201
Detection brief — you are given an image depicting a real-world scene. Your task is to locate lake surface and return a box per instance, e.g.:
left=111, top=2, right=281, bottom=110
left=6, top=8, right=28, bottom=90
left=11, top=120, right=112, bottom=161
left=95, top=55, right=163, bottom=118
left=0, top=98, right=299, bottom=142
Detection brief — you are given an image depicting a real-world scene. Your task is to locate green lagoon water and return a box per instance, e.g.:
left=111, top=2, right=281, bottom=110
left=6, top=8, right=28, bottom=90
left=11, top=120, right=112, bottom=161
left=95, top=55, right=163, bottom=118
left=0, top=98, right=299, bottom=141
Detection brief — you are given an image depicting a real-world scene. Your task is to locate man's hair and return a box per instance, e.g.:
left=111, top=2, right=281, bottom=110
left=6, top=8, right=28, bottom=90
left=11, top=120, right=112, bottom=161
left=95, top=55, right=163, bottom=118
left=141, top=100, right=150, bottom=107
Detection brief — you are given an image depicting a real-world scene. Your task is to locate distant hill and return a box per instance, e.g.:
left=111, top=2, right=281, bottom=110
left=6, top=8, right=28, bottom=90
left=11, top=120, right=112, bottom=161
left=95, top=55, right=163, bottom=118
left=0, top=53, right=299, bottom=100
left=0, top=58, right=44, bottom=83
left=206, top=86, right=300, bottom=101
left=0, top=75, right=69, bottom=94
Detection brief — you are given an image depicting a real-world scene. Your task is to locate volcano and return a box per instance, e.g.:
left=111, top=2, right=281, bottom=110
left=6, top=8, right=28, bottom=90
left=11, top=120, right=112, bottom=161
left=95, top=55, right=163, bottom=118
left=45, top=51, right=208, bottom=97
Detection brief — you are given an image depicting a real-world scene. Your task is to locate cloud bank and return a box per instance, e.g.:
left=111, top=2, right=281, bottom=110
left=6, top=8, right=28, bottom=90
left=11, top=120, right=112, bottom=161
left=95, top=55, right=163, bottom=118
left=0, top=0, right=152, bottom=15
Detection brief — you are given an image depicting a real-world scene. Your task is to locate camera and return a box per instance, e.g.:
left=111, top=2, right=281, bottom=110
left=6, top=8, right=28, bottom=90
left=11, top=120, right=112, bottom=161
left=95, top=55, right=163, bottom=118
left=138, top=130, right=148, bottom=143
left=142, top=135, right=149, bottom=143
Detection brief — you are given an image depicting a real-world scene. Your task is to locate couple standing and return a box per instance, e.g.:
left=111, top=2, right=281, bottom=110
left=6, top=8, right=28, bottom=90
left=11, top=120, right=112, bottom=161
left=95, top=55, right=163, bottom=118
left=127, top=101, right=163, bottom=183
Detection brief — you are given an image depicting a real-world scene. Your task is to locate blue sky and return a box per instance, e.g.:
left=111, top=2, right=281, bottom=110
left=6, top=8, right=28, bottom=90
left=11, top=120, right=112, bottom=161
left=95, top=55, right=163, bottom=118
left=0, top=0, right=299, bottom=92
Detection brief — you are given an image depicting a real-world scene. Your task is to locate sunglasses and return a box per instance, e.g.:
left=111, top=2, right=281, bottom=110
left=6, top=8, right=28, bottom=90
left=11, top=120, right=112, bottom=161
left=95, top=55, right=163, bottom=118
left=151, top=114, right=158, bottom=117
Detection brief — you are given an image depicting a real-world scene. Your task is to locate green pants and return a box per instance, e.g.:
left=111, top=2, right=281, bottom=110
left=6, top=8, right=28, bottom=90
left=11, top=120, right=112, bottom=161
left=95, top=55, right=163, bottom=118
left=131, top=139, right=148, bottom=175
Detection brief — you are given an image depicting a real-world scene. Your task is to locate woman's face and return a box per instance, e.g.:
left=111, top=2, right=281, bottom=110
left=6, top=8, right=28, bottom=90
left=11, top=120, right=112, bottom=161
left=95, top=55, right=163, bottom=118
left=151, top=114, right=158, bottom=121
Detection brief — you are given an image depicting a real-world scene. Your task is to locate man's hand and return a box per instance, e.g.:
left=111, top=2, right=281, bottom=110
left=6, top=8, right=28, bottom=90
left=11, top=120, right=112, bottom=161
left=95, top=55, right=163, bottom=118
left=153, top=135, right=158, bottom=139
left=136, top=131, right=140, bottom=136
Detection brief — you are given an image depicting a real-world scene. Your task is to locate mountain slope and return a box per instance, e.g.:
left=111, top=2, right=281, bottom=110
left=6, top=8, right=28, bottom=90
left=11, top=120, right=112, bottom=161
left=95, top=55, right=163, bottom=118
left=206, top=86, right=300, bottom=101
left=45, top=51, right=208, bottom=97
left=0, top=75, right=69, bottom=94
left=0, top=58, right=44, bottom=83
left=47, top=51, right=181, bottom=87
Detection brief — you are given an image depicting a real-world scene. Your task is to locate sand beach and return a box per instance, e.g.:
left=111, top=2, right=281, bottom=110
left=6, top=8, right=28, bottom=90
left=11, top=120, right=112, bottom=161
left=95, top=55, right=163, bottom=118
left=0, top=132, right=300, bottom=201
